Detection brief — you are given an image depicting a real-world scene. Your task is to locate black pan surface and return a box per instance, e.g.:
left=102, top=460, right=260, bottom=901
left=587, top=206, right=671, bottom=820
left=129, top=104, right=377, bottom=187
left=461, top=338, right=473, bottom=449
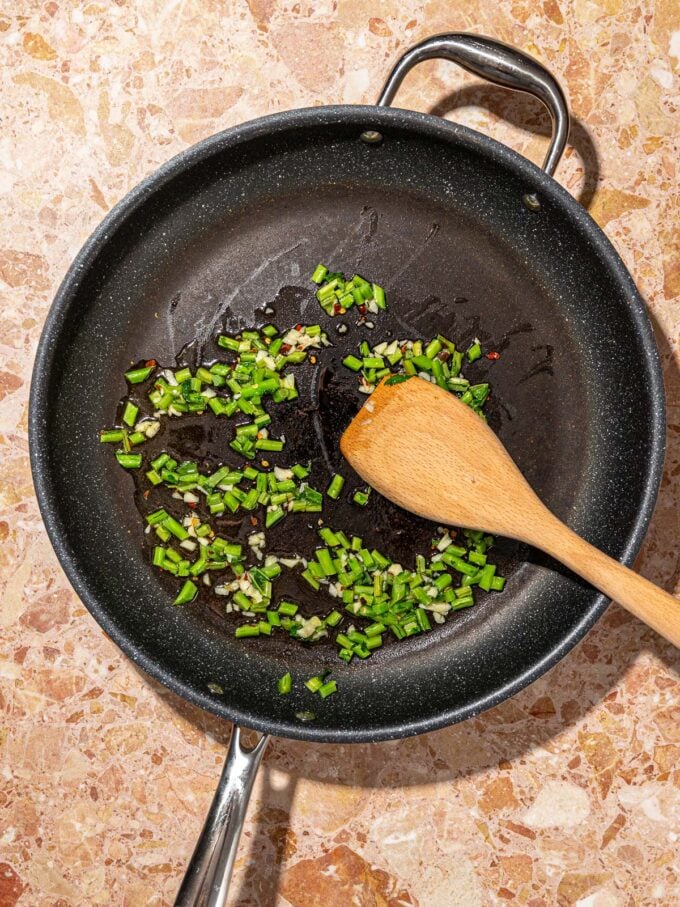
left=29, top=106, right=665, bottom=742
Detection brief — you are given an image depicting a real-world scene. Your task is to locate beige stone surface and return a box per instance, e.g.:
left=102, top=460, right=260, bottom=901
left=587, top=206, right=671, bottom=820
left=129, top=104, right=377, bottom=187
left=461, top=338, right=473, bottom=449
left=1, top=1, right=678, bottom=905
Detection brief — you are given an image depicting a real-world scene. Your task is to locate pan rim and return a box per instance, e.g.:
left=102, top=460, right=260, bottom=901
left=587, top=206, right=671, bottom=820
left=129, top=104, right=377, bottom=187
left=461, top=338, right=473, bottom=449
left=29, top=104, right=666, bottom=743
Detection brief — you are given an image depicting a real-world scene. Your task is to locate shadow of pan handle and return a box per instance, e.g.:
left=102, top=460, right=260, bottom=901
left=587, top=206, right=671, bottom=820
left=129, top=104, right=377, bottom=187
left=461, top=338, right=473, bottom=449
left=173, top=726, right=269, bottom=907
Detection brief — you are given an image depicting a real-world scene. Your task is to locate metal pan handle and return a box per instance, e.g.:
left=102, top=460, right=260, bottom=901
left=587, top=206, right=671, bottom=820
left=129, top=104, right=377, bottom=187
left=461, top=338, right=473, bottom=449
left=375, top=33, right=569, bottom=178
left=174, top=725, right=269, bottom=907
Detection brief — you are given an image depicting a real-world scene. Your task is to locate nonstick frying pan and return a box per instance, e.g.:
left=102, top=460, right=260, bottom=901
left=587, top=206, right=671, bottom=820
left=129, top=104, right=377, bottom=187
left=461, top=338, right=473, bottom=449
left=29, top=34, right=665, bottom=905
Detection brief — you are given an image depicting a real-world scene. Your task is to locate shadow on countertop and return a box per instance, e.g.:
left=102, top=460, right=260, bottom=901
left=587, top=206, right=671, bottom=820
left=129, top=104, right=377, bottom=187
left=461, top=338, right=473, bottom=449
left=428, top=83, right=601, bottom=210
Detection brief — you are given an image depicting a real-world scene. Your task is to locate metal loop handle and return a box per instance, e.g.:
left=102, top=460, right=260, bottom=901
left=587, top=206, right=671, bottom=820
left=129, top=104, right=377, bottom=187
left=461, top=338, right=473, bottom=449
left=376, top=33, right=570, bottom=177
left=174, top=725, right=269, bottom=907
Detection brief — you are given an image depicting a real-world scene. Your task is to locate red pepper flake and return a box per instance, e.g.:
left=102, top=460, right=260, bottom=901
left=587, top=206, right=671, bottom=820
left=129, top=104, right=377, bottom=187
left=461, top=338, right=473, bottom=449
left=143, top=490, right=150, bottom=499
left=333, top=303, right=343, bottom=315
left=486, top=351, right=501, bottom=361
left=187, top=502, right=197, bottom=509
left=295, top=323, right=302, bottom=331
left=250, top=516, right=258, bottom=526
left=280, top=343, right=291, bottom=354
left=145, top=359, right=157, bottom=367
left=358, top=304, right=367, bottom=315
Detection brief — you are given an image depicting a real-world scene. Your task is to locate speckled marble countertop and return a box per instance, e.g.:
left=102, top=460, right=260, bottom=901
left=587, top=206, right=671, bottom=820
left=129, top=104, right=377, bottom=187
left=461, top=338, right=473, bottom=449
left=1, top=2, right=679, bottom=905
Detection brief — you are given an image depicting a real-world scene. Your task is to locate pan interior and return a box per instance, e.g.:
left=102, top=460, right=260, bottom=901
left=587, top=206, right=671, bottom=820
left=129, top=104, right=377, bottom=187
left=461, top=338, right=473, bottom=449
left=33, top=111, right=661, bottom=741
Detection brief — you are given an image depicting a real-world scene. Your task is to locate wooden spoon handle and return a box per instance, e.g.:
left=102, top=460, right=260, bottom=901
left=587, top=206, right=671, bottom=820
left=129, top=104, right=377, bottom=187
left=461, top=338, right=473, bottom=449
left=531, top=515, right=680, bottom=647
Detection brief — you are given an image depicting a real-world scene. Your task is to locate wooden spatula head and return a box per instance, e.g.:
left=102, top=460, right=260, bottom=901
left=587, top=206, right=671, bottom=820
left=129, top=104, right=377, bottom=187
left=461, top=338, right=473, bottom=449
left=342, top=376, right=680, bottom=650
left=340, top=377, right=544, bottom=538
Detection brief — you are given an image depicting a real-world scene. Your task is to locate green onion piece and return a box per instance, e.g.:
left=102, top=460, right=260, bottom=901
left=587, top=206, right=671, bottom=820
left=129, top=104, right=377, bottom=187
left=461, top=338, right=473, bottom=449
left=477, top=564, right=497, bottom=591
left=122, top=401, right=139, bottom=427
left=466, top=340, right=482, bottom=362
left=318, top=527, right=339, bottom=546
left=125, top=365, right=154, bottom=384
left=174, top=579, right=197, bottom=606
left=372, top=284, right=386, bottom=309
left=235, top=625, right=260, bottom=638
left=490, top=575, right=506, bottom=591
left=305, top=676, right=324, bottom=693
left=265, top=507, right=285, bottom=528
left=310, top=264, right=328, bottom=284
left=115, top=452, right=142, bottom=469
left=278, top=601, right=299, bottom=616
left=255, top=439, right=284, bottom=452
left=217, top=335, right=241, bottom=351
left=278, top=672, right=293, bottom=694
left=163, top=516, right=189, bottom=540
left=100, top=429, right=124, bottom=443
left=416, top=609, right=432, bottom=632
left=318, top=680, right=337, bottom=699
left=316, top=548, right=337, bottom=576
left=342, top=355, right=363, bottom=372
left=301, top=569, right=320, bottom=590
left=352, top=487, right=371, bottom=507
left=425, top=338, right=442, bottom=359
left=326, top=473, right=345, bottom=500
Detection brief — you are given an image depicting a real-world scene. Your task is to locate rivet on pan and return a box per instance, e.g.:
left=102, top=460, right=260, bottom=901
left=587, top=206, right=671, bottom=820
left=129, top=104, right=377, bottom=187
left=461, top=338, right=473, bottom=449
left=523, top=193, right=541, bottom=211
left=360, top=130, right=383, bottom=144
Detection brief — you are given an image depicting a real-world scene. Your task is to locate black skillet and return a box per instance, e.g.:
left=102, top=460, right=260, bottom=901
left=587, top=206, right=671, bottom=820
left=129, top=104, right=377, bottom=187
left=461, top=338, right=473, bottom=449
left=29, top=34, right=665, bottom=905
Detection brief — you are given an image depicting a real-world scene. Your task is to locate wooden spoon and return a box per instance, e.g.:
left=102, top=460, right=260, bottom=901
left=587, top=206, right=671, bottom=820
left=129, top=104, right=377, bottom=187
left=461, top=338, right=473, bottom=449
left=341, top=376, right=679, bottom=648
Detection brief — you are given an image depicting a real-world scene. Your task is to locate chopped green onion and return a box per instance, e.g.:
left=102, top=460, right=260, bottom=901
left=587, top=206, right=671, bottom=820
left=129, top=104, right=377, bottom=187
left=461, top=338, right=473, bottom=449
left=318, top=680, right=337, bottom=699
left=466, top=340, right=482, bottom=362
left=326, top=473, right=345, bottom=500
left=342, top=355, right=363, bottom=372
left=235, top=625, right=260, bottom=638
left=352, top=487, right=371, bottom=507
left=125, top=365, right=154, bottom=384
left=174, top=580, right=197, bottom=605
left=278, top=672, right=292, bottom=694
left=310, top=264, right=328, bottom=284
left=122, top=401, right=139, bottom=427
left=115, top=452, right=142, bottom=469
left=305, top=676, right=324, bottom=693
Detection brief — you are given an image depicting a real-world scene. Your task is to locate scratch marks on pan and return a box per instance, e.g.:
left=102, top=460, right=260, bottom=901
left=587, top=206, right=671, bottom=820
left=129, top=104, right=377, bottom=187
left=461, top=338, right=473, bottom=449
left=389, top=222, right=440, bottom=284
left=361, top=206, right=379, bottom=243
left=166, top=292, right=182, bottom=355
left=517, top=344, right=554, bottom=384
left=385, top=222, right=441, bottom=335
left=188, top=240, right=306, bottom=354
